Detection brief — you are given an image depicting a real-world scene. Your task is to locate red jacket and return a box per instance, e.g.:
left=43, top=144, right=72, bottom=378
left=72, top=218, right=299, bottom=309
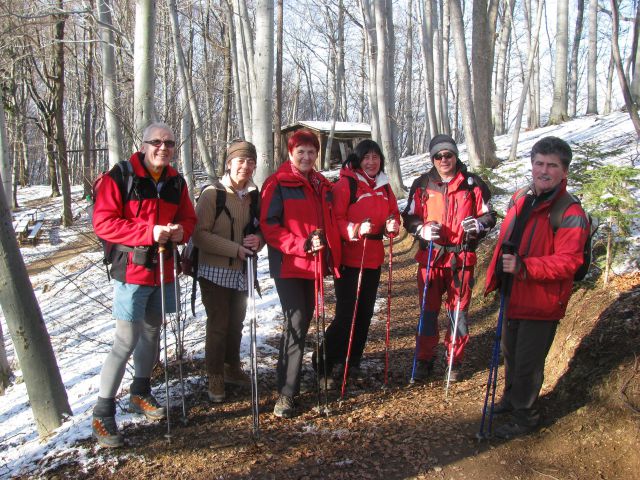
left=260, top=161, right=341, bottom=279
left=333, top=168, right=400, bottom=269
left=484, top=181, right=589, bottom=321
left=402, top=162, right=496, bottom=268
left=92, top=152, right=196, bottom=286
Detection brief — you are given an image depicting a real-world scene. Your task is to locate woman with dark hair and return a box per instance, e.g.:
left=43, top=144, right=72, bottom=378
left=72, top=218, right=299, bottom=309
left=315, top=139, right=400, bottom=386
left=260, top=129, right=341, bottom=418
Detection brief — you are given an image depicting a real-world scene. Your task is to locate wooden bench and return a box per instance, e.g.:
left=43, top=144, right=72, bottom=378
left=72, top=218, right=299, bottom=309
left=14, top=217, right=30, bottom=242
left=26, top=221, right=44, bottom=245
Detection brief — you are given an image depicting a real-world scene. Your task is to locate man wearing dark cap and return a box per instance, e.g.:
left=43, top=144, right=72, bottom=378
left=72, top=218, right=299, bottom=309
left=192, top=140, right=263, bottom=402
left=402, top=135, right=496, bottom=382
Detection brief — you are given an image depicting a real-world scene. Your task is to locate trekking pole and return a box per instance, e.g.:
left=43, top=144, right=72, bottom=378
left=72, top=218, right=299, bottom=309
left=445, top=238, right=468, bottom=397
left=318, top=252, right=330, bottom=415
left=410, top=240, right=434, bottom=383
left=246, top=254, right=260, bottom=438
left=159, top=245, right=172, bottom=442
left=478, top=241, right=515, bottom=440
left=340, top=237, right=368, bottom=403
left=384, top=233, right=395, bottom=388
left=313, top=252, right=323, bottom=414
left=173, top=246, right=187, bottom=423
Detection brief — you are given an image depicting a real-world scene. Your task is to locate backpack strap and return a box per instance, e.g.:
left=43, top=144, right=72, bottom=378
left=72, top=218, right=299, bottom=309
left=549, top=192, right=579, bottom=232
left=347, top=176, right=391, bottom=205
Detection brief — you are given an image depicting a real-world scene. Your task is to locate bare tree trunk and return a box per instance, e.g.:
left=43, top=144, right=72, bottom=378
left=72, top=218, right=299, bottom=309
left=0, top=100, right=11, bottom=208
left=509, top=0, right=544, bottom=161
left=97, top=0, right=124, bottom=167
left=252, top=0, right=275, bottom=185
left=168, top=0, right=216, bottom=181
left=133, top=0, right=157, bottom=136
left=0, top=319, right=11, bottom=395
left=325, top=0, right=345, bottom=170
left=568, top=0, right=585, bottom=118
left=604, top=51, right=614, bottom=114
left=440, top=0, right=451, bottom=135
left=419, top=0, right=436, bottom=140
left=82, top=23, right=94, bottom=199
left=0, top=180, right=72, bottom=436
left=404, top=0, right=414, bottom=155
left=471, top=0, right=499, bottom=166
left=46, top=136, right=60, bottom=198
left=373, top=0, right=404, bottom=197
left=361, top=0, right=380, bottom=141
left=629, top=1, right=640, bottom=104
left=218, top=24, right=232, bottom=177
left=549, top=0, right=570, bottom=124
left=227, top=2, right=245, bottom=139
left=449, top=0, right=482, bottom=167
left=53, top=2, right=73, bottom=227
left=274, top=0, right=284, bottom=167
left=610, top=0, right=640, bottom=137
left=232, top=0, right=253, bottom=138
left=586, top=0, right=598, bottom=114
left=493, top=0, right=515, bottom=135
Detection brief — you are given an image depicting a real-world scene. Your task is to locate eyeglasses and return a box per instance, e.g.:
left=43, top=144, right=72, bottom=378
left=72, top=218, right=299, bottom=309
left=433, top=151, right=455, bottom=160
left=144, top=139, right=176, bottom=148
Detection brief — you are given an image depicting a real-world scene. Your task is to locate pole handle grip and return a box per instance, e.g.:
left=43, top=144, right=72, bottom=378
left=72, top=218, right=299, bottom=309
left=501, top=240, right=515, bottom=256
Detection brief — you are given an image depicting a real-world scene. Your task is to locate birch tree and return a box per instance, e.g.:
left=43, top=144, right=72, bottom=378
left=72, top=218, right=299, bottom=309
left=549, top=0, right=570, bottom=124
left=133, top=0, right=157, bottom=135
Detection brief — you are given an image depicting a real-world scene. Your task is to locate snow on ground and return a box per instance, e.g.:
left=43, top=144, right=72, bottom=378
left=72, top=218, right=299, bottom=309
left=1, top=112, right=638, bottom=478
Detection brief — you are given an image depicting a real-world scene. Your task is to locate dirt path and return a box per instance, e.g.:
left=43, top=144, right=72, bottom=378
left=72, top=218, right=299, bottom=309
left=41, top=234, right=640, bottom=479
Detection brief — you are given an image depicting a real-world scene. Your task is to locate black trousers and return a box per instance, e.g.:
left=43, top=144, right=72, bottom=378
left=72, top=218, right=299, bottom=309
left=274, top=277, right=315, bottom=397
left=321, top=265, right=381, bottom=373
left=501, top=318, right=558, bottom=425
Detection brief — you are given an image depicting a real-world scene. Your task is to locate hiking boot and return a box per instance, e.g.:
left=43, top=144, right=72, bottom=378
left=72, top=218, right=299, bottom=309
left=348, top=364, right=365, bottom=381
left=128, top=394, right=166, bottom=420
left=92, top=415, right=124, bottom=448
left=412, top=360, right=434, bottom=382
left=208, top=374, right=225, bottom=403
left=224, top=363, right=251, bottom=387
left=446, top=363, right=463, bottom=382
left=493, top=421, right=536, bottom=439
left=273, top=395, right=295, bottom=418
left=492, top=398, right=513, bottom=415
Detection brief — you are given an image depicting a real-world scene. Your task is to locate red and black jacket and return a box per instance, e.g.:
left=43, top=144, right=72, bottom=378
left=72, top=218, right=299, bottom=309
left=401, top=161, right=496, bottom=268
left=92, top=152, right=197, bottom=285
left=260, top=160, right=341, bottom=280
left=485, top=180, right=588, bottom=321
left=333, top=167, right=400, bottom=269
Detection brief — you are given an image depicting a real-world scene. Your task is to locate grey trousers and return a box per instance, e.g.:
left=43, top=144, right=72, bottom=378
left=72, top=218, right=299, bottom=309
left=274, top=277, right=315, bottom=397
left=501, top=318, right=558, bottom=425
left=98, top=314, right=162, bottom=399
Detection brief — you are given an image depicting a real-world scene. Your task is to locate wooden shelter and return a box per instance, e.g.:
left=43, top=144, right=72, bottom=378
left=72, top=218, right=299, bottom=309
left=279, top=121, right=372, bottom=169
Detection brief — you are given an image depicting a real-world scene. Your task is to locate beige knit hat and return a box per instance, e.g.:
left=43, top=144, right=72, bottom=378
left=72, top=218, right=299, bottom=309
left=226, top=140, right=257, bottom=163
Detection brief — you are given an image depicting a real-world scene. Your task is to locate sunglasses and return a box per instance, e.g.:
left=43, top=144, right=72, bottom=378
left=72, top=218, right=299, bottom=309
left=144, top=139, right=176, bottom=148
left=433, top=151, right=455, bottom=160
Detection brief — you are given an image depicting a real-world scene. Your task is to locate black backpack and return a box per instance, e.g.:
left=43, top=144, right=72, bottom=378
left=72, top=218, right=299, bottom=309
left=512, top=187, right=598, bottom=281
left=92, top=161, right=135, bottom=280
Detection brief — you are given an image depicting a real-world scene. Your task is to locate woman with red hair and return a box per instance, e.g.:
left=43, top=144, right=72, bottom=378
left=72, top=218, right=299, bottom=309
left=260, top=129, right=341, bottom=418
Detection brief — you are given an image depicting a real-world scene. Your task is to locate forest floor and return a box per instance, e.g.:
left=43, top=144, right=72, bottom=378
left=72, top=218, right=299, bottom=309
left=36, top=232, right=640, bottom=480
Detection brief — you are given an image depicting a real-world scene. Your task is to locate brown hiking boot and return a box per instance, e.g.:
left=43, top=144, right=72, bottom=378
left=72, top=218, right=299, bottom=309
left=224, top=363, right=251, bottom=386
left=208, top=374, right=225, bottom=402
left=128, top=394, right=166, bottom=420
left=92, top=415, right=124, bottom=448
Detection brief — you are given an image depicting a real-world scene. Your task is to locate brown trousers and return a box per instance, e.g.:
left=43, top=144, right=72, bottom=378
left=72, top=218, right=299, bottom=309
left=199, top=278, right=247, bottom=376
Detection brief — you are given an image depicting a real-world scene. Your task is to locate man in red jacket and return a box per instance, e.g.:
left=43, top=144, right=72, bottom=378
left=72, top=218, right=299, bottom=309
left=402, top=135, right=496, bottom=382
left=485, top=136, right=588, bottom=439
left=91, top=123, right=196, bottom=447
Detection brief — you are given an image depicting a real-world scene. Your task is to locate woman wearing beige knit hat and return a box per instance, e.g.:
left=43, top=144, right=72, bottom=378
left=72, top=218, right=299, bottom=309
left=192, top=139, right=264, bottom=402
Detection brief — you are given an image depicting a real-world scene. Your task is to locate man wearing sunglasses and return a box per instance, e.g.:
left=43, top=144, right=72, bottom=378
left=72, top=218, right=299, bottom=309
left=91, top=122, right=196, bottom=447
left=402, top=134, right=496, bottom=382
